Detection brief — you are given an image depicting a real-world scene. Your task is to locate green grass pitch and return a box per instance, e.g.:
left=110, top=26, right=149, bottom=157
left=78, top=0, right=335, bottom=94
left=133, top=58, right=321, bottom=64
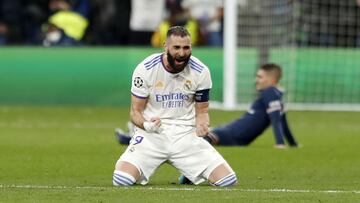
left=0, top=106, right=359, bottom=202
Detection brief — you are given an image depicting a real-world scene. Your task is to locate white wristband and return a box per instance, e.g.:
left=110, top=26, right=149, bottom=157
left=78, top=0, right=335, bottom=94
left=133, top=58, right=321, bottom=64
left=143, top=121, right=157, bottom=133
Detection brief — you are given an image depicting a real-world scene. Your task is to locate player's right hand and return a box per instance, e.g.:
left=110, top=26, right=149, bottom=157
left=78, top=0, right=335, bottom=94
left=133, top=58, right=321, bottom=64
left=143, top=117, right=162, bottom=133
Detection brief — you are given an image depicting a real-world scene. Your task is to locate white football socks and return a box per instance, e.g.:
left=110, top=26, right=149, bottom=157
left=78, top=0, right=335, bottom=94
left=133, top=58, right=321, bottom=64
left=113, top=170, right=136, bottom=186
left=213, top=173, right=237, bottom=187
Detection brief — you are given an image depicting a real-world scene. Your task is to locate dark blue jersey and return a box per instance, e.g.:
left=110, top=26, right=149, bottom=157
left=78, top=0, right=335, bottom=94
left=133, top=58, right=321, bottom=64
left=212, top=86, right=297, bottom=146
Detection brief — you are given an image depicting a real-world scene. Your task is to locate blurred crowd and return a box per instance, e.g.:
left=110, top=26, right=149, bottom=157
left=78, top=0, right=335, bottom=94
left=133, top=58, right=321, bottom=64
left=0, top=0, right=224, bottom=46
left=1, top=0, right=360, bottom=47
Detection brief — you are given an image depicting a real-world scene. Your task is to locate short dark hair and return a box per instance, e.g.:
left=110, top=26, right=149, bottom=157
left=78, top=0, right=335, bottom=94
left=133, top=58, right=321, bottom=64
left=166, top=26, right=190, bottom=38
left=259, top=63, right=282, bottom=82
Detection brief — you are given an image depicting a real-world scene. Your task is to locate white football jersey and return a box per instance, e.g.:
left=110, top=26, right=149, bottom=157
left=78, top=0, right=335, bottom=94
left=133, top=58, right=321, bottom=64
left=131, top=53, right=212, bottom=126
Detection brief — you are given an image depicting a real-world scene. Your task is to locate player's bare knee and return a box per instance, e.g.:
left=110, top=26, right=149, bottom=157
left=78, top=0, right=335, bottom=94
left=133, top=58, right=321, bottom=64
left=208, top=163, right=237, bottom=187
left=113, top=161, right=140, bottom=186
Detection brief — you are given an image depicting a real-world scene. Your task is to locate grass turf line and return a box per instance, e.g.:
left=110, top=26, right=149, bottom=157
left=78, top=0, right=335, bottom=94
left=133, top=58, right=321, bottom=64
left=0, top=106, right=359, bottom=202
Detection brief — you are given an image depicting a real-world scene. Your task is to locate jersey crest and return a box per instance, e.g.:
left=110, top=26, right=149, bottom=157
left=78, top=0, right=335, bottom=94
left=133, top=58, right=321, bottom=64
left=184, top=80, right=192, bottom=91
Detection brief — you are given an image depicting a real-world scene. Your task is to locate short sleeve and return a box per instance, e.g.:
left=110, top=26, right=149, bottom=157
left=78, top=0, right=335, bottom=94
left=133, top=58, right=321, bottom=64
left=131, top=65, right=149, bottom=98
left=196, top=67, right=212, bottom=91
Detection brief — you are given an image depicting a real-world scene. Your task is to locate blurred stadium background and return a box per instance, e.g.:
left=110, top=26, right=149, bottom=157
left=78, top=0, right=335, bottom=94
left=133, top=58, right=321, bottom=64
left=0, top=0, right=359, bottom=110
left=1, top=0, right=360, bottom=202
left=230, top=0, right=360, bottom=111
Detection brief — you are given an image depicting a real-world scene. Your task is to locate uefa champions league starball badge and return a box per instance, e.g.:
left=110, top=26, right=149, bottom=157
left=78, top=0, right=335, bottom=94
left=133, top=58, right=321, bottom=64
left=134, top=77, right=144, bottom=88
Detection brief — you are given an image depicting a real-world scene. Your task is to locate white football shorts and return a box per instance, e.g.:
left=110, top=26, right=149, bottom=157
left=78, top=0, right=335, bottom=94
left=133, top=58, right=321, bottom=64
left=116, top=123, right=231, bottom=185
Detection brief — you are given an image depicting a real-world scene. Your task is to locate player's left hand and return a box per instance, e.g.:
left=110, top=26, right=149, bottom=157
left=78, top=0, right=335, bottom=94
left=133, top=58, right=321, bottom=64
left=196, top=123, right=209, bottom=137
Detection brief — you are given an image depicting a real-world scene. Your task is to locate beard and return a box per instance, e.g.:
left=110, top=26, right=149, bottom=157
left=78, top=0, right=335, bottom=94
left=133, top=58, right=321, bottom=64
left=167, top=52, right=191, bottom=73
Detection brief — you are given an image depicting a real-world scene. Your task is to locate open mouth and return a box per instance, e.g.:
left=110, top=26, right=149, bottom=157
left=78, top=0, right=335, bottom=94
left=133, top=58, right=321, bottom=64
left=175, top=58, right=185, bottom=65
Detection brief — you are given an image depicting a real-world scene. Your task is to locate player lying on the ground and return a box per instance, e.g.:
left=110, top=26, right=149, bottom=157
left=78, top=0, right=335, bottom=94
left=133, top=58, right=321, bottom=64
left=116, top=63, right=299, bottom=149
left=113, top=26, right=237, bottom=187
